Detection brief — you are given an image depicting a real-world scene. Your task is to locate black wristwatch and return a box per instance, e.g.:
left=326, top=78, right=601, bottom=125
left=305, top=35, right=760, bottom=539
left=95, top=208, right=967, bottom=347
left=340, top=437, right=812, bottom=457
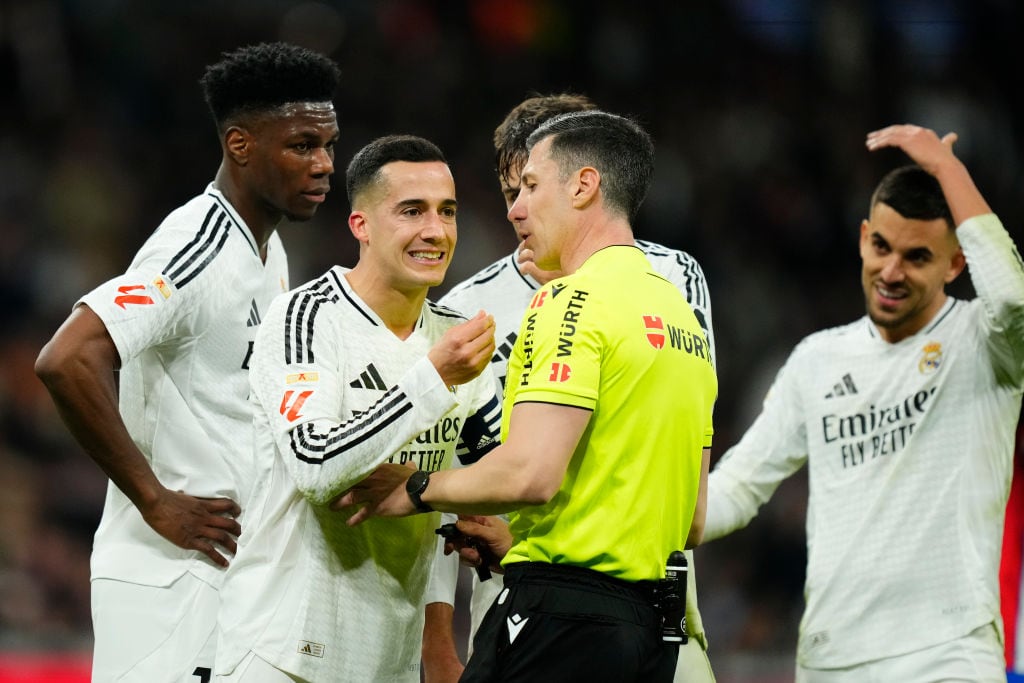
left=406, top=470, right=434, bottom=513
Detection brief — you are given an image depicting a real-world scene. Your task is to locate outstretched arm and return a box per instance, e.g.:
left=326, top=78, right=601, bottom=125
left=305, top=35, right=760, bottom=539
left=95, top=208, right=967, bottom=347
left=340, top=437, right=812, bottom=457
left=340, top=402, right=590, bottom=521
left=35, top=305, right=241, bottom=566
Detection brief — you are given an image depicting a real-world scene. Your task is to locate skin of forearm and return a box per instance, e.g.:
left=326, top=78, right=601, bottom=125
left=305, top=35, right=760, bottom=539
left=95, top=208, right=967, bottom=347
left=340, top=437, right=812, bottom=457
left=423, top=445, right=553, bottom=515
left=38, top=333, right=164, bottom=509
left=933, top=158, right=992, bottom=226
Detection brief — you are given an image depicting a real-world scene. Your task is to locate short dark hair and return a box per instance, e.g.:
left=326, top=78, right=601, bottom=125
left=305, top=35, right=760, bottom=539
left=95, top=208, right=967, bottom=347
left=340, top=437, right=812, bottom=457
left=200, top=42, right=341, bottom=130
left=871, top=164, right=953, bottom=230
left=345, top=135, right=448, bottom=207
left=493, top=93, right=596, bottom=184
left=527, top=110, right=654, bottom=223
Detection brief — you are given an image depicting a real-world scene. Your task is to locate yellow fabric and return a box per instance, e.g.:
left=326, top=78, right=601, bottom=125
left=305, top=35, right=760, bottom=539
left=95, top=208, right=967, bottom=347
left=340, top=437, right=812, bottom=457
left=503, top=246, right=717, bottom=581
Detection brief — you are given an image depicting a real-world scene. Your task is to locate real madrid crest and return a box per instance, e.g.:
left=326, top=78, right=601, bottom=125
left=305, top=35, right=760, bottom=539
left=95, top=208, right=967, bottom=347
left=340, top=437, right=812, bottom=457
left=918, top=341, right=942, bottom=374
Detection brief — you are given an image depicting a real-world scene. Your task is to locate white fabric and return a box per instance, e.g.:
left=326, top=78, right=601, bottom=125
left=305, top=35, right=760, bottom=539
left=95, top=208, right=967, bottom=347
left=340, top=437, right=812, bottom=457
left=706, top=214, right=1024, bottom=668
left=81, top=184, right=288, bottom=589
left=216, top=651, right=297, bottom=683
left=91, top=574, right=219, bottom=683
left=795, top=622, right=1005, bottom=683
left=215, top=267, right=500, bottom=683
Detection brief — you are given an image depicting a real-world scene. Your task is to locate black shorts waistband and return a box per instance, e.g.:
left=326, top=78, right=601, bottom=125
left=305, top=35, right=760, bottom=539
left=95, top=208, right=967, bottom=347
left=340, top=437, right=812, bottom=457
left=503, top=561, right=659, bottom=605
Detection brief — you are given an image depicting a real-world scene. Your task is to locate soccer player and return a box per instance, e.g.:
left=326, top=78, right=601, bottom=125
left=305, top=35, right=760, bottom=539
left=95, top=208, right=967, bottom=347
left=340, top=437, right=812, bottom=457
left=703, top=124, right=1024, bottom=682
left=33, top=42, right=340, bottom=682
left=341, top=111, right=717, bottom=683
left=213, top=134, right=501, bottom=683
left=422, top=93, right=717, bottom=683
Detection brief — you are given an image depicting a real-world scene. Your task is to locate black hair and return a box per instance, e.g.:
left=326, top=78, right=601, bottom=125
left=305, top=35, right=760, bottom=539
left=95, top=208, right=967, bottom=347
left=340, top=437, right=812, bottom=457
left=526, top=110, right=654, bottom=223
left=871, top=164, right=953, bottom=229
left=200, top=42, right=341, bottom=130
left=345, top=135, right=448, bottom=207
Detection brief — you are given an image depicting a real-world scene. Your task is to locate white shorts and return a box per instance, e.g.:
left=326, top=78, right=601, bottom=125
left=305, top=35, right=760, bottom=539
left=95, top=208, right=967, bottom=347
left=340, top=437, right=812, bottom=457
left=796, top=622, right=1006, bottom=683
left=215, top=651, right=299, bottom=683
left=91, top=573, right=218, bottom=683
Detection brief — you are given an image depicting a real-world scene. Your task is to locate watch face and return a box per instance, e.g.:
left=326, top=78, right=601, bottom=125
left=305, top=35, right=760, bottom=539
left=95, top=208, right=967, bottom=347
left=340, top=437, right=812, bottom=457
left=407, top=470, right=428, bottom=493
left=406, top=470, right=433, bottom=512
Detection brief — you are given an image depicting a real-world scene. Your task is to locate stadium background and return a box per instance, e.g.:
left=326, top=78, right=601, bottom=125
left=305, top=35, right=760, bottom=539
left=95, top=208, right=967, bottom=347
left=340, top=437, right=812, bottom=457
left=0, top=1, right=1021, bottom=681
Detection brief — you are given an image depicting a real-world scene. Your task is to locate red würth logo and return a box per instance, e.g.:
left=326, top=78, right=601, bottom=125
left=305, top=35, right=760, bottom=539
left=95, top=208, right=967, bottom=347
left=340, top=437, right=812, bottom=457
left=643, top=315, right=665, bottom=349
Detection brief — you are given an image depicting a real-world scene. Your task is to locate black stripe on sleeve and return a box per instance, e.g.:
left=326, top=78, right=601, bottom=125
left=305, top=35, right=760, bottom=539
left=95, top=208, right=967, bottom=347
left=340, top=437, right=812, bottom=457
left=290, top=388, right=413, bottom=464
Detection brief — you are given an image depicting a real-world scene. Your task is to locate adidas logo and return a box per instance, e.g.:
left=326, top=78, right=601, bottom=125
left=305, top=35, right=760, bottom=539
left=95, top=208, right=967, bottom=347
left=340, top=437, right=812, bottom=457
left=825, top=373, right=858, bottom=398
left=349, top=363, right=387, bottom=390
left=246, top=299, right=261, bottom=328
left=296, top=640, right=325, bottom=657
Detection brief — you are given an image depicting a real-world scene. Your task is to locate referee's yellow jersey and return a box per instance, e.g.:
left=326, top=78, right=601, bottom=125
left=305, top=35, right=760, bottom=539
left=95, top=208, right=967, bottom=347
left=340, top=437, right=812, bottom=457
left=503, top=246, right=717, bottom=582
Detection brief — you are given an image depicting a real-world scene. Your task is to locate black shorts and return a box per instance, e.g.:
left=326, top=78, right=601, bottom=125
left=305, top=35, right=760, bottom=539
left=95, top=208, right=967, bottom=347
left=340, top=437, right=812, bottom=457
left=461, top=562, right=678, bottom=683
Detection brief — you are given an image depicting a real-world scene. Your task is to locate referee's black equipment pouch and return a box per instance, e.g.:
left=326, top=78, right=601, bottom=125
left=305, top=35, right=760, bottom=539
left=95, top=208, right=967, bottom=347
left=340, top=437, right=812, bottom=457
left=655, top=550, right=688, bottom=644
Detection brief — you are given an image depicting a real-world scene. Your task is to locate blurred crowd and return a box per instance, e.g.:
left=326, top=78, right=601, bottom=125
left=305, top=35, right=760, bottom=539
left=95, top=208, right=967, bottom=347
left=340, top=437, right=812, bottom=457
left=1, top=1, right=1021, bottom=679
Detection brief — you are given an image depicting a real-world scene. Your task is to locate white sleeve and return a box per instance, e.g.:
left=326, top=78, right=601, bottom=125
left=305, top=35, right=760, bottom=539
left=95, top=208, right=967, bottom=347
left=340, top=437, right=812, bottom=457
left=957, top=214, right=1024, bottom=384
left=424, top=512, right=460, bottom=606
left=249, top=294, right=458, bottom=506
left=704, top=349, right=809, bottom=541
left=425, top=375, right=500, bottom=606
left=79, top=239, right=202, bottom=364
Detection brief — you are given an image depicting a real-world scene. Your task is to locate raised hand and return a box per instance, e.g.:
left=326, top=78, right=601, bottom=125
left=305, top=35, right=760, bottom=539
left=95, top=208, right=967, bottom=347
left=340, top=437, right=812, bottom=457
left=865, top=124, right=958, bottom=177
left=428, top=311, right=495, bottom=387
left=866, top=123, right=991, bottom=224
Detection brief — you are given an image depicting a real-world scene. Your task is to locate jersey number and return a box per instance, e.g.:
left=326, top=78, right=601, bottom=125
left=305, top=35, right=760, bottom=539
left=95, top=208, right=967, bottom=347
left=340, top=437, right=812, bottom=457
left=192, top=667, right=211, bottom=683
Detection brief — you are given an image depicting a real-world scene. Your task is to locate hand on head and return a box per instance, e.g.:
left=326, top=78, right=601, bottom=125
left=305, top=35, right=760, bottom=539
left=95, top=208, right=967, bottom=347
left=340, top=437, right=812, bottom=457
left=865, top=124, right=959, bottom=177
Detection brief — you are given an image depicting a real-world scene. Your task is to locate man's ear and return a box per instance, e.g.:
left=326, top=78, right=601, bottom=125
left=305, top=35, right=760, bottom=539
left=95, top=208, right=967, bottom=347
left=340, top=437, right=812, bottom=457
left=945, top=246, right=966, bottom=284
left=572, top=166, right=600, bottom=208
left=349, top=211, right=369, bottom=244
left=225, top=127, right=250, bottom=165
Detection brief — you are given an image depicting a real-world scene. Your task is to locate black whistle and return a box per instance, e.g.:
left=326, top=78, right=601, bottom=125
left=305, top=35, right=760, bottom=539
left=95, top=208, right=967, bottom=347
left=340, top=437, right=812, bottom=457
left=435, top=523, right=492, bottom=581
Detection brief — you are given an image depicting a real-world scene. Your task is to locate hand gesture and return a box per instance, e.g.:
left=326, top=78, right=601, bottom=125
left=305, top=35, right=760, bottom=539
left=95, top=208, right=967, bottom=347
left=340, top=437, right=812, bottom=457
left=332, top=462, right=416, bottom=525
left=865, top=124, right=958, bottom=177
left=428, top=311, right=495, bottom=387
left=443, top=515, right=512, bottom=576
left=139, top=489, right=241, bottom=567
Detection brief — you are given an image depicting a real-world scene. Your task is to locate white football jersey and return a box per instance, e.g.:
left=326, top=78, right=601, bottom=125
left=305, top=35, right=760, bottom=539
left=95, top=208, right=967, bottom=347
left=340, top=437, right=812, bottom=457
left=215, top=266, right=500, bottom=682
left=80, top=184, right=288, bottom=588
left=706, top=214, right=1024, bottom=668
left=430, top=239, right=717, bottom=646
